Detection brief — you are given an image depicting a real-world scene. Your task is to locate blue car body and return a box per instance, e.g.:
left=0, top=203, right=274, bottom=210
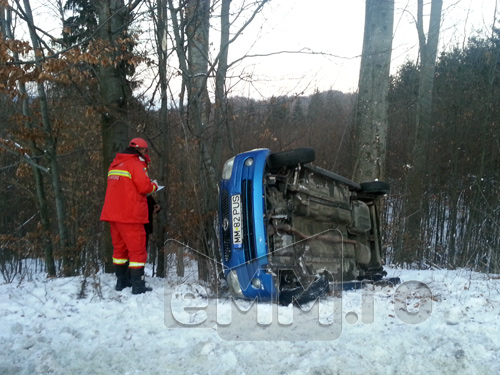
left=218, top=148, right=277, bottom=300
left=218, top=148, right=395, bottom=303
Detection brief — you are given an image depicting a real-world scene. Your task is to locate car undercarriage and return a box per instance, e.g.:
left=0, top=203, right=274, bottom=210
left=219, top=148, right=399, bottom=304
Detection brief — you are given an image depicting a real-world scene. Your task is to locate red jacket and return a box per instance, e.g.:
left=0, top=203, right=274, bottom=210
left=100, top=153, right=158, bottom=224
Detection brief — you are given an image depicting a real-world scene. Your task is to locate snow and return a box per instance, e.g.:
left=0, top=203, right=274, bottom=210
left=1, top=263, right=499, bottom=375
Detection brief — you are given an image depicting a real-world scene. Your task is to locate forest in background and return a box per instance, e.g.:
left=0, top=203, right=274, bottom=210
left=0, top=0, right=499, bottom=284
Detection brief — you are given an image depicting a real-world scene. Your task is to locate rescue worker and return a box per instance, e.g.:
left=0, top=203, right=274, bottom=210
left=100, top=138, right=158, bottom=294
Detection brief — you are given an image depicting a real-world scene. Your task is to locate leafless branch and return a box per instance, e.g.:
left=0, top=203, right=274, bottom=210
left=230, top=48, right=360, bottom=68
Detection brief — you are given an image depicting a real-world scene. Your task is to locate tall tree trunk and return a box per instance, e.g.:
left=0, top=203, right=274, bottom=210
left=185, top=0, right=217, bottom=282
left=168, top=0, right=196, bottom=278
left=402, top=0, right=443, bottom=264
left=186, top=0, right=215, bottom=193
left=97, top=0, right=131, bottom=169
left=96, top=0, right=133, bottom=272
left=151, top=0, right=169, bottom=277
left=22, top=0, right=73, bottom=275
left=214, top=0, right=231, bottom=158
left=353, top=0, right=394, bottom=183
left=208, top=0, right=231, bottom=273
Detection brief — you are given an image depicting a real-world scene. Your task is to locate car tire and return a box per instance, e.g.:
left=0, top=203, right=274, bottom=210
left=359, top=181, right=390, bottom=195
left=268, top=148, right=315, bottom=170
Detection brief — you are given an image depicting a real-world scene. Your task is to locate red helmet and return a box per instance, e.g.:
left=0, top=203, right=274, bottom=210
left=129, top=138, right=148, bottom=149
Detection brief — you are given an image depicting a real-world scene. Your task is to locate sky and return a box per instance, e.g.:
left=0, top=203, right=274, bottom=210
left=227, top=0, right=499, bottom=98
left=17, top=0, right=500, bottom=101
left=1, top=261, right=499, bottom=374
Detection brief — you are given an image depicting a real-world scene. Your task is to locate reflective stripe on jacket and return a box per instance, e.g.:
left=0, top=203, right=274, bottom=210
left=100, top=153, right=157, bottom=224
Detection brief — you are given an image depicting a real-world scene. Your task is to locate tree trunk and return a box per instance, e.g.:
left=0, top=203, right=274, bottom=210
left=208, top=0, right=231, bottom=272
left=96, top=0, right=133, bottom=272
left=353, top=0, right=394, bottom=183
left=214, top=0, right=231, bottom=159
left=97, top=0, right=131, bottom=169
left=151, top=0, right=169, bottom=277
left=185, top=0, right=218, bottom=282
left=402, top=0, right=443, bottom=264
left=22, top=0, right=73, bottom=275
left=186, top=0, right=216, bottom=194
left=2, top=3, right=56, bottom=276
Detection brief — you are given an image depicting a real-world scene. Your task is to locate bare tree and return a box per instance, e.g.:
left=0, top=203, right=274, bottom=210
left=168, top=0, right=269, bottom=281
left=213, top=0, right=232, bottom=157
left=148, top=0, right=169, bottom=277
left=353, top=0, right=394, bottom=183
left=16, top=0, right=74, bottom=275
left=1, top=4, right=56, bottom=276
left=168, top=0, right=214, bottom=280
left=402, top=0, right=443, bottom=263
left=96, top=0, right=143, bottom=272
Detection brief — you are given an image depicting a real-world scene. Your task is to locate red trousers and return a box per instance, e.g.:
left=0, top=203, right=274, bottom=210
left=109, top=222, right=147, bottom=268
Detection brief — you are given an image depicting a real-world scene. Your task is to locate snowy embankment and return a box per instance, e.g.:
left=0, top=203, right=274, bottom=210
left=0, top=264, right=499, bottom=375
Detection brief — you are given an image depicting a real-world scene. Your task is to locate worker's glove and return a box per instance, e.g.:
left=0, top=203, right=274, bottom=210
left=151, top=179, right=159, bottom=193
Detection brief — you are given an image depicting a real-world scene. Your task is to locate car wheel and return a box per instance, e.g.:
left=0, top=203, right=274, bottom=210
left=268, top=148, right=315, bottom=170
left=359, top=181, right=390, bottom=196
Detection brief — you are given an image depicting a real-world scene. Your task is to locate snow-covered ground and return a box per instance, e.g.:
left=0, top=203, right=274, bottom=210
left=1, top=262, right=499, bottom=375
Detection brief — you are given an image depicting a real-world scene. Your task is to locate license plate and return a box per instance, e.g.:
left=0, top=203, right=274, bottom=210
left=231, top=195, right=243, bottom=247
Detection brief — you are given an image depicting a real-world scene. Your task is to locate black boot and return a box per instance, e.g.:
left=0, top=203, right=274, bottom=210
left=130, top=267, right=153, bottom=295
left=115, top=263, right=132, bottom=291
